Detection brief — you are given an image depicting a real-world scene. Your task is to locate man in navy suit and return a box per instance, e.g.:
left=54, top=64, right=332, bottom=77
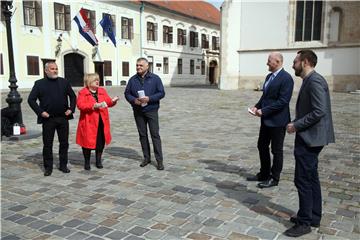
left=285, top=50, right=335, bottom=237
left=247, top=52, right=294, bottom=188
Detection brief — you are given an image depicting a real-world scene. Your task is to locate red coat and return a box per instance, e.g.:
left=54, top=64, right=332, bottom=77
left=76, top=87, right=116, bottom=149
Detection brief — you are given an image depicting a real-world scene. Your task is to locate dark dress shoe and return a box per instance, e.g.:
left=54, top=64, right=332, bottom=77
left=284, top=224, right=311, bottom=237
left=140, top=160, right=151, bottom=167
left=290, top=216, right=320, bottom=228
left=58, top=167, right=70, bottom=173
left=157, top=162, right=164, bottom=170
left=84, top=165, right=91, bottom=170
left=246, top=174, right=268, bottom=181
left=257, top=179, right=278, bottom=188
left=44, top=169, right=52, bottom=176
left=96, top=162, right=103, bottom=169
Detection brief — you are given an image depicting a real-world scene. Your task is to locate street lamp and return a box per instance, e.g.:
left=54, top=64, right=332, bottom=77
left=2, top=0, right=25, bottom=130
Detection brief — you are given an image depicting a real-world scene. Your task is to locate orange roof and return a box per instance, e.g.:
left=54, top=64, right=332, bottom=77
left=132, top=0, right=220, bottom=25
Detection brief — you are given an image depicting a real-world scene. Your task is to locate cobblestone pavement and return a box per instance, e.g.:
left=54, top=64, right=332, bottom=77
left=1, top=86, right=359, bottom=240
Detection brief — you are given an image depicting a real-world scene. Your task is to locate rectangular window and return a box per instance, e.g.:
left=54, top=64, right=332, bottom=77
left=148, top=56, right=153, bottom=73
left=177, top=59, right=182, bottom=74
left=104, top=61, right=112, bottom=76
left=27, top=56, right=39, bottom=75
left=201, top=34, right=209, bottom=49
left=147, top=22, right=158, bottom=41
left=177, top=28, right=186, bottom=45
left=295, top=0, right=323, bottom=41
left=190, top=59, right=195, bottom=75
left=163, top=57, right=169, bottom=74
left=0, top=53, right=3, bottom=75
left=23, top=1, right=42, bottom=26
left=163, top=26, right=173, bottom=44
left=54, top=3, right=71, bottom=31
left=190, top=31, right=198, bottom=47
left=82, top=9, right=96, bottom=33
left=212, top=36, right=220, bottom=50
left=121, top=17, right=133, bottom=39
left=102, top=13, right=116, bottom=37
left=201, top=60, right=205, bottom=75
left=122, top=62, right=129, bottom=76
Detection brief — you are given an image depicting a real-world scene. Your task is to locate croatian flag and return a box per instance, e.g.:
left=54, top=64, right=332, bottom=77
left=73, top=9, right=98, bottom=46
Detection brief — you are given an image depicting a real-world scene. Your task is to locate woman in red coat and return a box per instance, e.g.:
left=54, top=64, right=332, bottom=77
left=76, top=73, right=119, bottom=170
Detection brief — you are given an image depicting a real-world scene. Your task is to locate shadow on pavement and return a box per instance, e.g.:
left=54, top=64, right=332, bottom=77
left=105, top=146, right=142, bottom=161
left=199, top=159, right=295, bottom=227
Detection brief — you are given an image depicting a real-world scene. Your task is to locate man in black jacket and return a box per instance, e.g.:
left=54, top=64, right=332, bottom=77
left=28, top=62, right=76, bottom=176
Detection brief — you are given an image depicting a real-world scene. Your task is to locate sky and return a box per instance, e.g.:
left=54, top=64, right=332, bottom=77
left=206, top=0, right=224, bottom=9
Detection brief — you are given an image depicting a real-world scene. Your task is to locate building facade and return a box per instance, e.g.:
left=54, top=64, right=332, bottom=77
left=0, top=0, right=220, bottom=90
left=220, top=0, right=360, bottom=92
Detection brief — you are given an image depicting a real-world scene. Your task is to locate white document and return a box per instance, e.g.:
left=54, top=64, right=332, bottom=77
left=248, top=107, right=256, bottom=116
left=137, top=90, right=148, bottom=107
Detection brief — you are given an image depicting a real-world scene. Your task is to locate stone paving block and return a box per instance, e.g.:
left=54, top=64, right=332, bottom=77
left=38, top=224, right=63, bottom=233
left=202, top=217, right=224, bottom=227
left=8, top=205, right=28, bottom=212
left=63, top=219, right=85, bottom=227
left=53, top=227, right=77, bottom=237
left=172, top=211, right=191, bottom=219
left=246, top=226, right=278, bottom=240
left=143, top=229, right=167, bottom=239
left=76, top=222, right=99, bottom=231
left=30, top=210, right=48, bottom=217
left=2, top=235, right=21, bottom=240
left=105, top=230, right=129, bottom=240
left=201, top=226, right=230, bottom=238
left=90, top=226, right=113, bottom=236
left=228, top=232, right=259, bottom=240
left=187, top=232, right=212, bottom=240
left=123, top=235, right=145, bottom=240
left=27, top=219, right=49, bottom=229
left=127, top=226, right=150, bottom=236
left=85, top=236, right=104, bottom=240
left=66, top=232, right=91, bottom=240
left=14, top=216, right=37, bottom=225
left=5, top=214, right=25, bottom=222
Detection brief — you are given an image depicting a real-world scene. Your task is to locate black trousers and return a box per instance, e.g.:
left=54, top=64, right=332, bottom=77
left=133, top=109, right=163, bottom=162
left=294, top=135, right=323, bottom=226
left=42, top=117, right=69, bottom=170
left=257, top=123, right=286, bottom=181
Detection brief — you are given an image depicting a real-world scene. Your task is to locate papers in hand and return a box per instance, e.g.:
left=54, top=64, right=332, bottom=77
left=248, top=107, right=256, bottom=116
left=137, top=90, right=148, bottom=107
left=99, top=101, right=108, bottom=108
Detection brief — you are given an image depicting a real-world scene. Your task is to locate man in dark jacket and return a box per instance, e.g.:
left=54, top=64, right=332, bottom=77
left=247, top=52, right=294, bottom=188
left=285, top=50, right=335, bottom=237
left=28, top=62, right=76, bottom=176
left=124, top=57, right=165, bottom=170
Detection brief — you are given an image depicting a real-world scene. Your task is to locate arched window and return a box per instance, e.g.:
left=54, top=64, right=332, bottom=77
left=329, top=7, right=342, bottom=42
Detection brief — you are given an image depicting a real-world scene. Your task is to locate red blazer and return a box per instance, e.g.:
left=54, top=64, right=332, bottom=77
left=76, top=87, right=116, bottom=149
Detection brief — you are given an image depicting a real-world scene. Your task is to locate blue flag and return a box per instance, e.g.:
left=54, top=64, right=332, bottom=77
left=100, top=15, right=116, bottom=47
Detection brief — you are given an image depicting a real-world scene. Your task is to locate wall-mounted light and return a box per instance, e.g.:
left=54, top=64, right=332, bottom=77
left=55, top=34, right=62, bottom=57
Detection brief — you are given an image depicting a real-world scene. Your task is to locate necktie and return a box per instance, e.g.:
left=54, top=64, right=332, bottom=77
left=264, top=74, right=275, bottom=90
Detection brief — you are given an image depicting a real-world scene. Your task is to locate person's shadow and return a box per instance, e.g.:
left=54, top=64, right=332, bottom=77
left=22, top=147, right=143, bottom=171
left=199, top=159, right=295, bottom=228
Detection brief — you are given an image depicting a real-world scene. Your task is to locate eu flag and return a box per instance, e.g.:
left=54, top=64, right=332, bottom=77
left=100, top=15, right=116, bottom=47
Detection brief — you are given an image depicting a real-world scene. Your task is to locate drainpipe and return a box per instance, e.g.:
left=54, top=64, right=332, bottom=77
left=140, top=2, right=144, bottom=56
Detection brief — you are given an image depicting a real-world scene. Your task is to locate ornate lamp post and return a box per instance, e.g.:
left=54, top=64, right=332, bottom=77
left=2, top=0, right=25, bottom=129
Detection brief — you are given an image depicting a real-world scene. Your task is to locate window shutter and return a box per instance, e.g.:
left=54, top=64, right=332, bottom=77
left=154, top=23, right=158, bottom=41
left=65, top=5, right=71, bottom=31
left=129, top=18, right=133, bottom=39
left=36, top=1, right=43, bottom=26
left=169, top=27, right=173, bottom=43
left=90, top=10, right=96, bottom=33
left=111, top=14, right=116, bottom=35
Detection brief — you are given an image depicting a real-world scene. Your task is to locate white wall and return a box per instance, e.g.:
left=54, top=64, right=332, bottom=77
left=240, top=1, right=290, bottom=49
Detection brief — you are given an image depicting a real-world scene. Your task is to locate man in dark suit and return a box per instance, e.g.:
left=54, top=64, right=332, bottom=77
left=247, top=52, right=294, bottom=188
left=28, top=62, right=76, bottom=176
left=285, top=50, right=335, bottom=237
